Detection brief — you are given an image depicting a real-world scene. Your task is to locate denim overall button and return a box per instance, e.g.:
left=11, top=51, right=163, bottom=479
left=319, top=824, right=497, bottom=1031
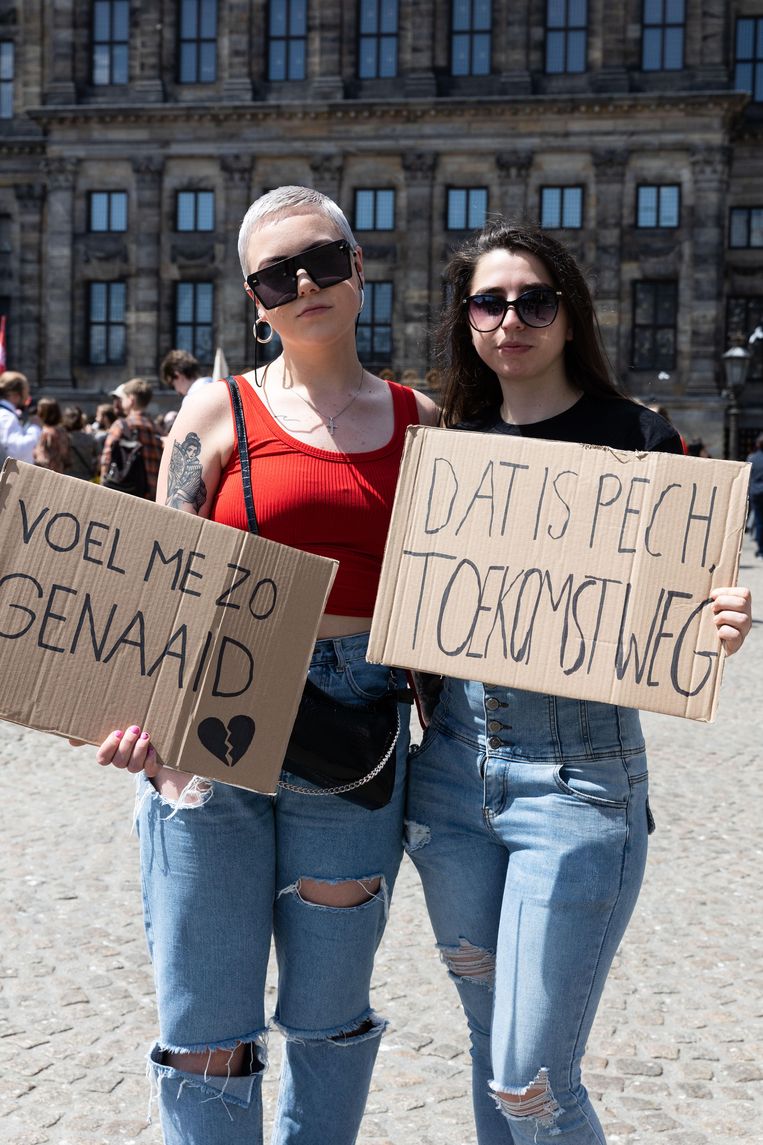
left=485, top=697, right=500, bottom=710
left=488, top=736, right=502, bottom=749
left=487, top=720, right=502, bottom=733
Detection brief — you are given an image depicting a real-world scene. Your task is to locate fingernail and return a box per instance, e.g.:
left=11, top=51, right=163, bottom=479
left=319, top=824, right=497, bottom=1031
left=140, top=732, right=150, bottom=740
left=128, top=725, right=141, bottom=734
left=114, top=730, right=123, bottom=739
left=147, top=746, right=155, bottom=757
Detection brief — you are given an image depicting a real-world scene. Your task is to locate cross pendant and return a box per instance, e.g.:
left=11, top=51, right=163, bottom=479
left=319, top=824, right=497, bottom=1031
left=326, top=417, right=336, bottom=435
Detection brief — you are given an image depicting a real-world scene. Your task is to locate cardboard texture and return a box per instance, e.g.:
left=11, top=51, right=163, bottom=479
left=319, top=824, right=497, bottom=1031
left=0, top=461, right=337, bottom=792
left=369, top=426, right=750, bottom=722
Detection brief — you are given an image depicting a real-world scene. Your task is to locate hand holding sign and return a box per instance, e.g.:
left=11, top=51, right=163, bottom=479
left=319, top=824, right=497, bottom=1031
left=709, top=586, right=752, bottom=655
left=95, top=725, right=159, bottom=776
left=0, top=461, right=337, bottom=791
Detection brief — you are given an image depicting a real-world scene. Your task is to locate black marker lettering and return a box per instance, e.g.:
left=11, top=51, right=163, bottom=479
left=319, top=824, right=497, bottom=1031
left=589, top=473, right=622, bottom=548
left=215, top=564, right=251, bottom=609
left=18, top=500, right=49, bottom=544
left=38, top=583, right=77, bottom=654
left=424, top=458, right=458, bottom=534
left=0, top=572, right=43, bottom=639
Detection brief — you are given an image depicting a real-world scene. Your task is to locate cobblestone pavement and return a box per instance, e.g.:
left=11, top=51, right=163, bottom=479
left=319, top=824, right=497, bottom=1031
left=1, top=537, right=761, bottom=1144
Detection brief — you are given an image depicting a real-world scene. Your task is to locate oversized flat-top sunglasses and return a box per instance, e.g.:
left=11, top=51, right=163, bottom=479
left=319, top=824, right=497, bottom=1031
left=464, top=286, right=562, bottom=331
left=247, top=239, right=354, bottom=310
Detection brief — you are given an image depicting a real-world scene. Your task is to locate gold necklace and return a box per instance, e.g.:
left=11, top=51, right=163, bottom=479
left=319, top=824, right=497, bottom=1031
left=289, top=363, right=365, bottom=435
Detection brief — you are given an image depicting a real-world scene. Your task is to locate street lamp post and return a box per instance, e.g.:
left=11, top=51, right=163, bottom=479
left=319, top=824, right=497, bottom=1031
left=722, top=346, right=752, bottom=460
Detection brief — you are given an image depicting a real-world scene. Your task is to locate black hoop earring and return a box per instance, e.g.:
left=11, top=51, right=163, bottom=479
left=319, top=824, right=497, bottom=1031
left=254, top=318, right=274, bottom=344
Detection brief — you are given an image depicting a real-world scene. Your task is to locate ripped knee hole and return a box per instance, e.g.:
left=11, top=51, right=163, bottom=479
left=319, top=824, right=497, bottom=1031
left=492, top=1068, right=562, bottom=1129
left=441, top=938, right=496, bottom=984
left=163, top=1041, right=263, bottom=1078
left=295, top=876, right=382, bottom=908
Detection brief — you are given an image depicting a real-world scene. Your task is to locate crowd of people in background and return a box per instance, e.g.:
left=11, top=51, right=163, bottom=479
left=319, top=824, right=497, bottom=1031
left=0, top=351, right=219, bottom=497
left=0, top=360, right=757, bottom=510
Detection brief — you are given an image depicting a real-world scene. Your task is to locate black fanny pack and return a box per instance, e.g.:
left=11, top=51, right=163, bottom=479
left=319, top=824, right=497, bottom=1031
left=225, top=375, right=406, bottom=810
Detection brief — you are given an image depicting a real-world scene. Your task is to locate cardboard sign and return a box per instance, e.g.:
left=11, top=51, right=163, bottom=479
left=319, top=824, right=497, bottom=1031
left=0, top=461, right=337, bottom=791
left=369, top=427, right=750, bottom=722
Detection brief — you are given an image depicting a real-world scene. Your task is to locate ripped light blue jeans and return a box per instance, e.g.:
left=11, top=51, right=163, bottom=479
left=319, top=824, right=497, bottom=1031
left=406, top=677, right=651, bottom=1144
left=134, top=632, right=408, bottom=1145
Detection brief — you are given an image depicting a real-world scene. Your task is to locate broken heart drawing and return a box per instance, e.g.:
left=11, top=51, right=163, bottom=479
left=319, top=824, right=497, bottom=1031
left=197, top=714, right=255, bottom=767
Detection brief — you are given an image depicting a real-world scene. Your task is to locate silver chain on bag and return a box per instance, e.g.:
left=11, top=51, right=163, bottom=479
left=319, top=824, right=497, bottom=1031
left=277, top=706, right=400, bottom=797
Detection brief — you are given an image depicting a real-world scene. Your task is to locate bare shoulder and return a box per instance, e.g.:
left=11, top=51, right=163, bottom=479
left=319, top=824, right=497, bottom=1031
left=412, top=388, right=441, bottom=426
left=163, top=379, right=235, bottom=471
left=175, top=377, right=232, bottom=426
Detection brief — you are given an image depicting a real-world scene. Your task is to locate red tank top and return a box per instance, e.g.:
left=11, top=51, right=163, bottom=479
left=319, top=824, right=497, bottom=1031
left=210, top=377, right=420, bottom=616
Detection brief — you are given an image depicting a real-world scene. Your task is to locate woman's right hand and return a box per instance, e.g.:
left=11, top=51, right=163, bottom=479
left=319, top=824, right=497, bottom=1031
left=95, top=725, right=160, bottom=777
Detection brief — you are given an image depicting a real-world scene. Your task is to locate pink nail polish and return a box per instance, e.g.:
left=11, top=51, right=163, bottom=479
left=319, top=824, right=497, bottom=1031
left=141, top=732, right=150, bottom=740
left=114, top=730, right=123, bottom=739
left=128, top=725, right=141, bottom=734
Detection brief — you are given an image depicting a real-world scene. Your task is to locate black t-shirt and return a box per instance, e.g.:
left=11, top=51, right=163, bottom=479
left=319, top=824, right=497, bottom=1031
left=459, top=394, right=685, bottom=455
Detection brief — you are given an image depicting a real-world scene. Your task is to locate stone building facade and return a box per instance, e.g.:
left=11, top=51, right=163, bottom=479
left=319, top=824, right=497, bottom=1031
left=0, top=0, right=762, bottom=456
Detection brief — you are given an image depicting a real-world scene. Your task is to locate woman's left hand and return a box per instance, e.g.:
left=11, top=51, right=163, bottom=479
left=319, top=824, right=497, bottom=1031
left=710, top=586, right=752, bottom=656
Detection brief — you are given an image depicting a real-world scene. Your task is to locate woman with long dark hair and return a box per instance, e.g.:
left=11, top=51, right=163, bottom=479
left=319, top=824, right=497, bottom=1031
left=406, top=219, right=752, bottom=1144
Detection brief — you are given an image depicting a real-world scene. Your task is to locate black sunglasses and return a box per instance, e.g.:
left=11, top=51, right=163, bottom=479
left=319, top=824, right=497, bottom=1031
left=464, top=287, right=562, bottom=332
left=246, top=239, right=354, bottom=310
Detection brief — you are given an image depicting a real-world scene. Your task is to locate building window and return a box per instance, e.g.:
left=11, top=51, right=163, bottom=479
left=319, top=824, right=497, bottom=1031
left=730, top=208, right=763, bottom=249
left=540, top=186, right=583, bottom=229
left=358, top=0, right=398, bottom=79
left=451, top=0, right=491, bottom=77
left=727, top=296, right=763, bottom=382
left=632, top=281, right=677, bottom=370
left=89, top=191, right=128, bottom=232
left=545, top=0, right=587, bottom=74
left=268, top=0, right=307, bottom=82
left=636, top=184, right=680, bottom=228
left=89, top=281, right=126, bottom=365
left=176, top=282, right=214, bottom=361
left=357, top=281, right=392, bottom=362
left=176, top=190, right=215, bottom=231
left=735, top=18, right=763, bottom=102
left=642, top=0, right=684, bottom=72
left=92, top=1, right=129, bottom=85
left=0, top=41, right=14, bottom=117
left=446, top=187, right=488, bottom=230
left=354, top=189, right=395, bottom=231
left=179, top=0, right=217, bottom=83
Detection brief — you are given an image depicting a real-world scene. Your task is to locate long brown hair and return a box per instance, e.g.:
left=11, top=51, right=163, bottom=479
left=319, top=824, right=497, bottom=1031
left=436, top=220, right=625, bottom=427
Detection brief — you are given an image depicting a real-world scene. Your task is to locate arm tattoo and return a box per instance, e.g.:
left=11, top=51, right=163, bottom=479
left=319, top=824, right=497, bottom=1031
left=165, top=433, right=207, bottom=512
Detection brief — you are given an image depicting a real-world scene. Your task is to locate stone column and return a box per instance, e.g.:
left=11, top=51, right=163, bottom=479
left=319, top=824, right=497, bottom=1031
left=400, top=0, right=437, bottom=97
left=592, top=148, right=629, bottom=370
left=133, top=0, right=165, bottom=101
left=496, top=152, right=533, bottom=219
left=496, top=0, right=532, bottom=94
left=310, top=1, right=343, bottom=100
left=13, top=182, right=46, bottom=387
left=221, top=0, right=254, bottom=100
left=592, top=0, right=629, bottom=92
left=42, top=159, right=78, bottom=386
left=221, top=155, right=254, bottom=371
left=45, top=0, right=76, bottom=103
left=689, top=146, right=731, bottom=395
left=131, top=157, right=164, bottom=378
left=309, top=153, right=343, bottom=201
left=400, top=151, right=437, bottom=375
left=691, top=0, right=728, bottom=87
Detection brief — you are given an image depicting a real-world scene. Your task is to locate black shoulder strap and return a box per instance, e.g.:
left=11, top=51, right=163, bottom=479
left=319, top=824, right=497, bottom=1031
left=225, top=374, right=259, bottom=536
